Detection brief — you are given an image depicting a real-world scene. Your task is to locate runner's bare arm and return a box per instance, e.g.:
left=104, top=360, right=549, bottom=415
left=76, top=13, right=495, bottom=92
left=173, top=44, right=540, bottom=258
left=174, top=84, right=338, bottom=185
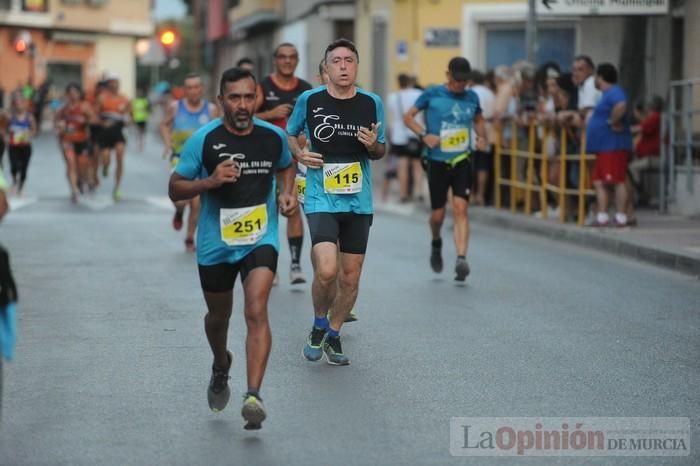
left=208, top=102, right=221, bottom=119
left=254, top=84, right=292, bottom=121
left=124, top=100, right=133, bottom=125
left=358, top=122, right=385, bottom=159
left=159, top=101, right=178, bottom=153
left=29, top=114, right=38, bottom=137
left=169, top=159, right=239, bottom=202
left=404, top=106, right=438, bottom=148
left=276, top=163, right=298, bottom=217
left=0, top=189, right=7, bottom=220
left=83, top=102, right=98, bottom=125
left=474, top=114, right=488, bottom=151
left=53, top=106, right=65, bottom=136
left=288, top=134, right=323, bottom=168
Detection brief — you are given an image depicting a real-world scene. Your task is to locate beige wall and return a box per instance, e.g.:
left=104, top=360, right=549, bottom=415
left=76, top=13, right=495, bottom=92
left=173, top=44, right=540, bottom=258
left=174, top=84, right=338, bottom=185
left=48, top=0, right=152, bottom=35
left=684, top=0, right=700, bottom=131
left=95, top=36, right=136, bottom=98
left=683, top=0, right=700, bottom=81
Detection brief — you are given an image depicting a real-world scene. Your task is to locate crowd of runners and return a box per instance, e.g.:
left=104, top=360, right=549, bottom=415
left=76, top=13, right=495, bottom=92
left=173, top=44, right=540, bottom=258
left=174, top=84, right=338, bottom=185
left=0, top=37, right=487, bottom=431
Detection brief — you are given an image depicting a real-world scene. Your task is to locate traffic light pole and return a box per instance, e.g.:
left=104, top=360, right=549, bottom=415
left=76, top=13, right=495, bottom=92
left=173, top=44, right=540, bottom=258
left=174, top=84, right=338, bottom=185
left=28, top=43, right=36, bottom=87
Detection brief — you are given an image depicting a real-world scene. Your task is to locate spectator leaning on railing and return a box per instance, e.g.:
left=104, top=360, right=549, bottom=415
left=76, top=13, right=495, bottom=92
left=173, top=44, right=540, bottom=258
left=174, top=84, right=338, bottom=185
left=572, top=55, right=601, bottom=122
left=629, top=95, right=663, bottom=202
left=586, top=63, right=633, bottom=227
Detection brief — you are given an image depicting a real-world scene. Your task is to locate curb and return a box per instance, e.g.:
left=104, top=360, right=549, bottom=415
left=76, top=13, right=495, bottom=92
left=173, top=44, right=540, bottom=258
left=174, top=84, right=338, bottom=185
left=375, top=202, right=700, bottom=278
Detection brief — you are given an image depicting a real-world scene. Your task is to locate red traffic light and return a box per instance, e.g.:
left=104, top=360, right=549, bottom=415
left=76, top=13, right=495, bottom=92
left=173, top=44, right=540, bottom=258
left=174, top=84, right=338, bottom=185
left=160, top=30, right=176, bottom=47
left=15, top=38, right=28, bottom=53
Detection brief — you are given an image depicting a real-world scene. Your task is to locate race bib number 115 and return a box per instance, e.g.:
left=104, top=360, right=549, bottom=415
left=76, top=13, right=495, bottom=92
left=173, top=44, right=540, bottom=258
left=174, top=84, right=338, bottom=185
left=323, top=162, right=362, bottom=194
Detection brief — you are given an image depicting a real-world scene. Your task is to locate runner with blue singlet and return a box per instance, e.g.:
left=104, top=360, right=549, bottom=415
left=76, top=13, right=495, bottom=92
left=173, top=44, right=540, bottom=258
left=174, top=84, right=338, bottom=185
left=404, top=57, right=488, bottom=282
left=160, top=73, right=219, bottom=251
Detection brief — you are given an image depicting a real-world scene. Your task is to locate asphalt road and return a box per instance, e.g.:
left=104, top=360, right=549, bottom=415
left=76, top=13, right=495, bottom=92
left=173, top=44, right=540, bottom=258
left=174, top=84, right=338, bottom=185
left=0, top=129, right=698, bottom=465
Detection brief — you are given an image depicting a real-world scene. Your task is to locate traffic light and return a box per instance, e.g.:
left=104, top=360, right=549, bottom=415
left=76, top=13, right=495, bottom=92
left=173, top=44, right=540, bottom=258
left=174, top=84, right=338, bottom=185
left=13, top=30, right=33, bottom=55
left=160, top=30, right=175, bottom=47
left=14, top=38, right=28, bottom=54
left=159, top=29, right=177, bottom=58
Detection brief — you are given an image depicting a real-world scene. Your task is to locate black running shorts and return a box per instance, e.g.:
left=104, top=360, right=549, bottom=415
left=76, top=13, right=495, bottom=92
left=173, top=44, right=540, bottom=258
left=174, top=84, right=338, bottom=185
left=65, top=141, right=88, bottom=156
left=427, top=157, right=472, bottom=210
left=198, top=245, right=278, bottom=292
left=98, top=122, right=125, bottom=149
left=306, top=212, right=373, bottom=255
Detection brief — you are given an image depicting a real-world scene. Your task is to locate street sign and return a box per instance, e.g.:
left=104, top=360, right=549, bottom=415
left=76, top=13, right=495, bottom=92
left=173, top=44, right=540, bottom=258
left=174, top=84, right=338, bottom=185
left=537, top=0, right=669, bottom=16
left=397, top=40, right=408, bottom=61
left=424, top=28, right=460, bottom=48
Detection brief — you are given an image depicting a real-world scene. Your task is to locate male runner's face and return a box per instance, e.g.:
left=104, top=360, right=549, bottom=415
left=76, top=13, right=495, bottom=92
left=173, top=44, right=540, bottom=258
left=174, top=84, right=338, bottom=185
left=274, top=45, right=298, bottom=78
left=107, top=79, right=119, bottom=93
left=446, top=72, right=468, bottom=93
left=184, top=77, right=203, bottom=105
left=326, top=47, right=358, bottom=88
left=219, top=77, right=256, bottom=130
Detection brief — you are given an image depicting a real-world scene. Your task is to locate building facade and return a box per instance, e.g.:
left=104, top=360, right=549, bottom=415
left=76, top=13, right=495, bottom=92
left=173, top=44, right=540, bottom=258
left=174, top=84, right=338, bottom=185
left=207, top=0, right=355, bottom=87
left=0, top=0, right=153, bottom=100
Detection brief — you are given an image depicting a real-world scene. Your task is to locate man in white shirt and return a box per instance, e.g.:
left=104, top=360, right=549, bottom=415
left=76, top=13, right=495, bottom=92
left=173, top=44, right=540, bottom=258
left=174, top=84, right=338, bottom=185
left=387, top=73, right=424, bottom=202
left=572, top=55, right=601, bottom=120
left=468, top=70, right=495, bottom=205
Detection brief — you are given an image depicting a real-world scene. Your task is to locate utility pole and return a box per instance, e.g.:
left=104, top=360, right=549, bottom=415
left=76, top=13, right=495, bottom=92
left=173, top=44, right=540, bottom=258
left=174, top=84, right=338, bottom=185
left=525, top=0, right=537, bottom=64
left=192, top=0, right=201, bottom=72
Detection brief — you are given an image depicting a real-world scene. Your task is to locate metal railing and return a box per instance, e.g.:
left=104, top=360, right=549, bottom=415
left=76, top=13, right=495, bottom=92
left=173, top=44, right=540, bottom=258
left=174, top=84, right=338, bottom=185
left=494, top=121, right=596, bottom=225
left=661, top=78, right=700, bottom=213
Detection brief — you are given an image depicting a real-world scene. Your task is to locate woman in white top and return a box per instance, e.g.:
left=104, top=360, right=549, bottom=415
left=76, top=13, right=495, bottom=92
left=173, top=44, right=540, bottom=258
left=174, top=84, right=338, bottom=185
left=387, top=74, right=424, bottom=203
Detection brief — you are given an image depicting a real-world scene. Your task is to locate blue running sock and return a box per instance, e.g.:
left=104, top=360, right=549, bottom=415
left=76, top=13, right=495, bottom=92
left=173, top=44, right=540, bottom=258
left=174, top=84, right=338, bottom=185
left=314, top=316, right=329, bottom=330
left=246, top=388, right=259, bottom=399
left=327, top=327, right=339, bottom=338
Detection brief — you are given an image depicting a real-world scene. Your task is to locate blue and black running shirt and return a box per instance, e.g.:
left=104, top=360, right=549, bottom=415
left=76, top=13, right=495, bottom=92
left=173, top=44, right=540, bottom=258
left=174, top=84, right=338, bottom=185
left=175, top=118, right=292, bottom=266
left=287, top=86, right=385, bottom=215
left=414, top=84, right=482, bottom=163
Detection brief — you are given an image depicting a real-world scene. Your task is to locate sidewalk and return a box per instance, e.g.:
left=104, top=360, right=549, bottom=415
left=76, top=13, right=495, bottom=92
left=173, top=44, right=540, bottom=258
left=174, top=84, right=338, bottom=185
left=375, top=198, right=700, bottom=278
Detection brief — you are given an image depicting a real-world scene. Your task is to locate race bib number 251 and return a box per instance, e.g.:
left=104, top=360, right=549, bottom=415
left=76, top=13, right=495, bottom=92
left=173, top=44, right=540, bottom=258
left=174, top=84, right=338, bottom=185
left=220, top=204, right=268, bottom=246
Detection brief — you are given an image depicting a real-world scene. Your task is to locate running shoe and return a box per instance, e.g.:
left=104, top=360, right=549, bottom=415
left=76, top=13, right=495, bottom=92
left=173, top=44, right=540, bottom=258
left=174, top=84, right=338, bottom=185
left=455, top=257, right=470, bottom=282
left=207, top=351, right=233, bottom=412
left=430, top=242, right=443, bottom=273
left=172, top=209, right=184, bottom=231
left=289, top=264, right=306, bottom=285
left=113, top=190, right=122, bottom=202
left=302, top=326, right=327, bottom=362
left=323, top=335, right=350, bottom=366
left=241, top=393, right=266, bottom=430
